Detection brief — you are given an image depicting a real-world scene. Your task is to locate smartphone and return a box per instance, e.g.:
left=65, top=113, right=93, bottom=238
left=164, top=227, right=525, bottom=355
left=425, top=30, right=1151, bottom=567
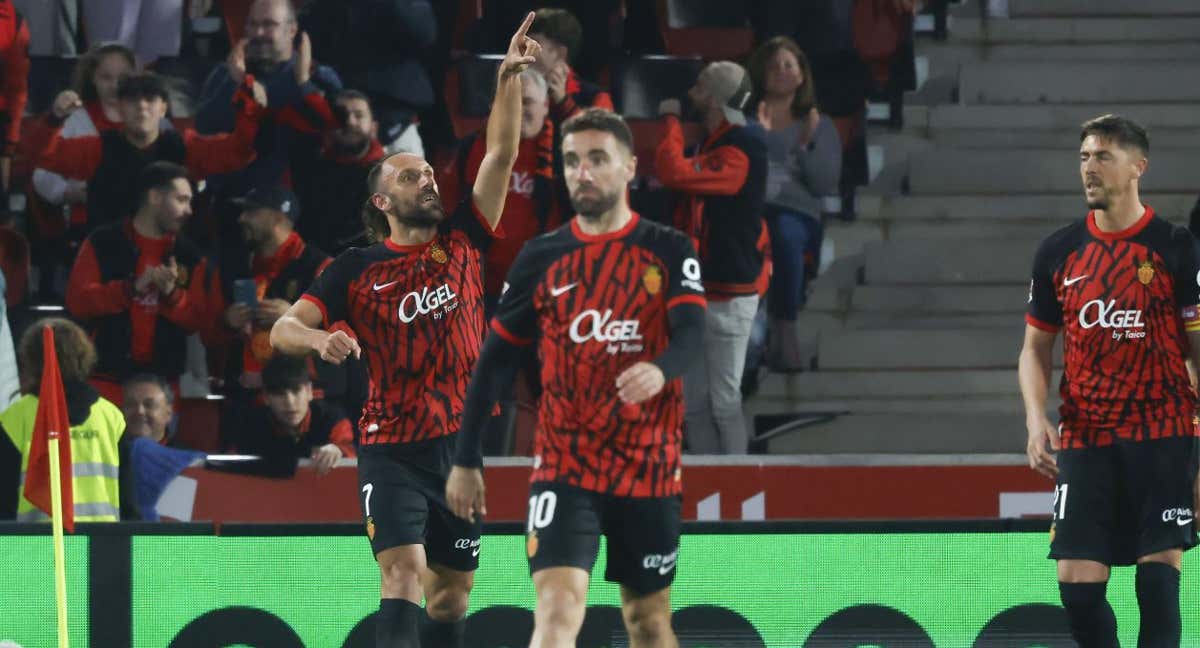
left=233, top=279, right=258, bottom=307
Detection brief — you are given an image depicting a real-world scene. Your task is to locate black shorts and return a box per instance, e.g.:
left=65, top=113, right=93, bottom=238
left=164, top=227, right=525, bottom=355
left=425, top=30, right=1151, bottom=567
left=525, top=482, right=681, bottom=595
left=1049, top=435, right=1199, bottom=566
left=357, top=437, right=482, bottom=571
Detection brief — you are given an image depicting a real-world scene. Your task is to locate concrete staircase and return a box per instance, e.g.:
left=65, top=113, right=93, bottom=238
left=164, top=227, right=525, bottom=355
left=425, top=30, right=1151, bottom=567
left=753, top=1, right=1199, bottom=455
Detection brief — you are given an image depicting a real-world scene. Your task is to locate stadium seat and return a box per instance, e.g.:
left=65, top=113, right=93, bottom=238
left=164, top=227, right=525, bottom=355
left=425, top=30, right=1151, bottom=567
left=613, top=55, right=704, bottom=120
left=444, top=54, right=502, bottom=140
left=27, top=56, right=77, bottom=116
left=656, top=0, right=755, bottom=61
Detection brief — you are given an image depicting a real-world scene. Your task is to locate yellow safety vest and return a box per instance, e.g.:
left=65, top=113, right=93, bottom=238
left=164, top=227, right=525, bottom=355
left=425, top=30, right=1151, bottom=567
left=0, top=394, right=125, bottom=522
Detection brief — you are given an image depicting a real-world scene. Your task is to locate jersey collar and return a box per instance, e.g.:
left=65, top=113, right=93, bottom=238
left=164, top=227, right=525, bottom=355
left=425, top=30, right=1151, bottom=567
left=571, top=211, right=640, bottom=243
left=1087, top=204, right=1154, bottom=241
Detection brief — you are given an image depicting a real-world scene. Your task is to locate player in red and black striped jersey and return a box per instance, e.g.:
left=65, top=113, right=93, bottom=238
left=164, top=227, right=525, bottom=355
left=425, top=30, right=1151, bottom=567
left=269, top=14, right=542, bottom=648
left=448, top=109, right=706, bottom=647
left=1019, top=115, right=1200, bottom=648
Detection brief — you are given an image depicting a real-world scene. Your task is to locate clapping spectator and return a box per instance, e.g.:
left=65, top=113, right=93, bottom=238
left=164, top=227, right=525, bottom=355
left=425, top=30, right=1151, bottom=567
left=300, top=0, right=434, bottom=156
left=65, top=162, right=217, bottom=405
left=37, top=70, right=266, bottom=232
left=292, top=90, right=386, bottom=255
left=208, top=186, right=330, bottom=392
left=121, top=373, right=180, bottom=447
left=528, top=8, right=613, bottom=123
left=0, top=318, right=138, bottom=522
left=656, top=62, right=767, bottom=455
left=748, top=37, right=840, bottom=370
left=221, top=355, right=354, bottom=477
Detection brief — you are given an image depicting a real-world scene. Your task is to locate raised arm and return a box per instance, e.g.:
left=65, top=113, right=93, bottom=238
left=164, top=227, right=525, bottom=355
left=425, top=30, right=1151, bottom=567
left=471, top=12, right=541, bottom=229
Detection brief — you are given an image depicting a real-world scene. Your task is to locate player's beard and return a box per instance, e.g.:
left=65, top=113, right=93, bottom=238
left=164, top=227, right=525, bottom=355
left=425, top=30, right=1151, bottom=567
left=1085, top=186, right=1110, bottom=210
left=393, top=188, right=445, bottom=228
left=571, top=185, right=620, bottom=221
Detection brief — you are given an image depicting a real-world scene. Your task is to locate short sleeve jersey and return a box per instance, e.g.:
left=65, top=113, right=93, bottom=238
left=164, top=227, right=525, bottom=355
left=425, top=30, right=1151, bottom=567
left=1026, top=206, right=1200, bottom=447
left=300, top=199, right=498, bottom=447
left=491, top=213, right=706, bottom=497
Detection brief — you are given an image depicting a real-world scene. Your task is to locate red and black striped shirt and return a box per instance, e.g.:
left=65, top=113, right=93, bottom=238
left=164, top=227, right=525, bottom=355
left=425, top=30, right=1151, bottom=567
left=491, top=213, right=706, bottom=497
left=300, top=200, right=498, bottom=447
left=1026, top=206, right=1200, bottom=447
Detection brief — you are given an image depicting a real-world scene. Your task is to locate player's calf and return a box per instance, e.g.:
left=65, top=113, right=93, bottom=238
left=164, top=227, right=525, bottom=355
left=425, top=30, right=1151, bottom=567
left=1135, top=558, right=1182, bottom=648
left=620, top=587, right=677, bottom=648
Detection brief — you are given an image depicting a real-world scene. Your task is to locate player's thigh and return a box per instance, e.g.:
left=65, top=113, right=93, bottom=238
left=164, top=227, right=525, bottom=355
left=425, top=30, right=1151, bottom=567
left=1048, top=444, right=1120, bottom=566
left=526, top=483, right=603, bottom=577
left=1121, top=434, right=1199, bottom=562
left=358, top=451, right=430, bottom=557
left=601, top=494, right=681, bottom=595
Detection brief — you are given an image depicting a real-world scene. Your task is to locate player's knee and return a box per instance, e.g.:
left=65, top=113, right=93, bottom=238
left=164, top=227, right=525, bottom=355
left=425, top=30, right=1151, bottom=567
left=536, top=585, right=586, bottom=632
left=425, top=584, right=470, bottom=622
left=621, top=603, right=672, bottom=643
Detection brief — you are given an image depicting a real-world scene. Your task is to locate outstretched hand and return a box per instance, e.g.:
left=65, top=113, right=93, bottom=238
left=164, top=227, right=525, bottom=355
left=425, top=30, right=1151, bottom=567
left=499, top=12, right=541, bottom=79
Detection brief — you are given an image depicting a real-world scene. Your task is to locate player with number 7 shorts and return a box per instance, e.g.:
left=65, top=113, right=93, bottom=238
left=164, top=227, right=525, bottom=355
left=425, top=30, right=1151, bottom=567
left=270, top=13, right=543, bottom=648
left=1020, top=114, right=1200, bottom=648
left=448, top=108, right=707, bottom=647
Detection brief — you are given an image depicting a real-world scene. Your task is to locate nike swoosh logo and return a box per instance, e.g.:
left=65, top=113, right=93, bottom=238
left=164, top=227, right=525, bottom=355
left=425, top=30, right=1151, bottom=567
left=1063, top=275, right=1088, bottom=287
left=549, top=282, right=578, bottom=297
left=472, top=548, right=480, bottom=557
left=373, top=281, right=398, bottom=292
left=1178, top=518, right=1194, bottom=527
left=658, top=562, right=676, bottom=576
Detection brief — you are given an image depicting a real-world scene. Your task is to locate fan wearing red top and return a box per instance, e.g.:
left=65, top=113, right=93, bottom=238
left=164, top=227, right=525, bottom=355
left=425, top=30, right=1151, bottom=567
left=528, top=8, right=614, bottom=123
left=1019, top=114, right=1200, bottom=648
left=269, top=14, right=540, bottom=648
left=448, top=108, right=705, bottom=648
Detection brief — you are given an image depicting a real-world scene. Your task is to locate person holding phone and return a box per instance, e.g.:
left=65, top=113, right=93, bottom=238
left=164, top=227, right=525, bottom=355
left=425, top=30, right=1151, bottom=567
left=205, top=185, right=330, bottom=394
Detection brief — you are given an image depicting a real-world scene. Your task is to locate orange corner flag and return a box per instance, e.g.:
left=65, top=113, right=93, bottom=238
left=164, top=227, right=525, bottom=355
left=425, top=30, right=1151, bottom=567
left=23, top=326, right=74, bottom=532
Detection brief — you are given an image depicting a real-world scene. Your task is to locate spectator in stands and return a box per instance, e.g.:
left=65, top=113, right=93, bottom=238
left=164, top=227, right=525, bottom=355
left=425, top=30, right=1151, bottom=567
left=300, top=0, right=434, bottom=157
left=0, top=0, right=27, bottom=203
left=121, top=373, right=179, bottom=447
left=65, top=162, right=216, bottom=406
left=528, top=8, right=613, bottom=123
left=0, top=269, right=14, bottom=408
left=292, top=89, right=386, bottom=255
left=0, top=317, right=138, bottom=522
left=222, top=355, right=354, bottom=477
left=748, top=36, right=841, bottom=370
left=657, top=61, right=767, bottom=455
left=209, top=185, right=330, bottom=391
left=79, top=0, right=184, bottom=64
left=32, top=44, right=139, bottom=263
left=441, top=68, right=561, bottom=311
left=38, top=71, right=266, bottom=232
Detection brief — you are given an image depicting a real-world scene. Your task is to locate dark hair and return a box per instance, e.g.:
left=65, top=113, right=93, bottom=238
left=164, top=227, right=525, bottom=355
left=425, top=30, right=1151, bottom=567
left=117, top=72, right=170, bottom=103
left=72, top=42, right=137, bottom=104
left=1080, top=114, right=1149, bottom=155
left=135, top=161, right=189, bottom=211
left=562, top=108, right=634, bottom=154
left=530, top=8, right=583, bottom=63
left=261, top=355, right=311, bottom=394
left=17, top=318, right=97, bottom=394
left=746, top=36, right=817, bottom=119
left=362, top=161, right=391, bottom=242
left=122, top=372, right=175, bottom=406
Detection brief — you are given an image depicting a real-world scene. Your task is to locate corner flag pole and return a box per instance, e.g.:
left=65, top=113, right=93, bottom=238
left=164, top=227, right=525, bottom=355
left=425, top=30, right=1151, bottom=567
left=48, top=435, right=69, bottom=647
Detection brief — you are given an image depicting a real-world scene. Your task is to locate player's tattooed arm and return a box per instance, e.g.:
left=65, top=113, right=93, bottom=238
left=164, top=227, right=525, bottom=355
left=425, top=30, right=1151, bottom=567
left=1019, top=325, right=1060, bottom=478
left=473, top=11, right=541, bottom=230
left=270, top=298, right=361, bottom=365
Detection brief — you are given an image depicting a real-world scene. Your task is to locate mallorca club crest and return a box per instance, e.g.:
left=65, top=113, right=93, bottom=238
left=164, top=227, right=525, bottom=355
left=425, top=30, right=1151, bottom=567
left=1137, top=260, right=1155, bottom=285
left=366, top=516, right=376, bottom=541
left=429, top=243, right=449, bottom=264
left=642, top=265, right=663, bottom=295
left=526, top=530, right=539, bottom=558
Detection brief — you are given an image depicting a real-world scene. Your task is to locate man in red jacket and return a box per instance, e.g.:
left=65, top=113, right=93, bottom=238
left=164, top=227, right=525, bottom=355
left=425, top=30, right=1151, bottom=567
left=38, top=70, right=266, bottom=232
left=65, top=162, right=217, bottom=405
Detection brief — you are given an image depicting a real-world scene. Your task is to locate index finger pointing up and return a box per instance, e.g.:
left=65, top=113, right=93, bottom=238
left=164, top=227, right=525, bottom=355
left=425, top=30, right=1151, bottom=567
left=513, top=11, right=535, bottom=43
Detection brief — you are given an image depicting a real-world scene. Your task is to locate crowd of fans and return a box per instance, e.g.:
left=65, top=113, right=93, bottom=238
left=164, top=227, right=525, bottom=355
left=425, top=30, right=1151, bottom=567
left=0, top=0, right=921, bottom=520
